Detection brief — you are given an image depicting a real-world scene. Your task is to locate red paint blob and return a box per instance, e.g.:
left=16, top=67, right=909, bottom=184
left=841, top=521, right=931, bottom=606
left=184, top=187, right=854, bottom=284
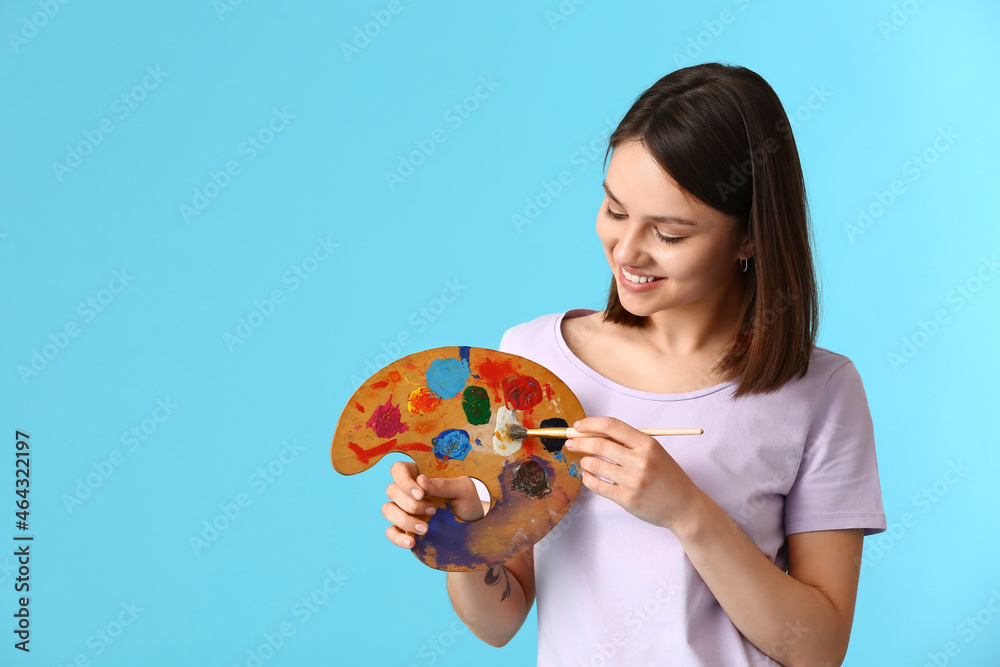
left=503, top=375, right=543, bottom=411
left=366, top=396, right=409, bottom=439
left=476, top=357, right=520, bottom=402
left=370, top=379, right=389, bottom=389
left=354, top=401, right=365, bottom=412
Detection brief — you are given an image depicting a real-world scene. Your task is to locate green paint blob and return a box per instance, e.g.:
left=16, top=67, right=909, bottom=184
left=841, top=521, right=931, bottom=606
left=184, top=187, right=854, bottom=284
left=462, top=385, right=491, bottom=425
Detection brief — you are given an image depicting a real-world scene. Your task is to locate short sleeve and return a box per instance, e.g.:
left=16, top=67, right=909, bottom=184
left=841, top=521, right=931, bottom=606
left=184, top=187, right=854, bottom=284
left=784, top=360, right=887, bottom=536
left=498, top=322, right=529, bottom=356
left=498, top=327, right=513, bottom=353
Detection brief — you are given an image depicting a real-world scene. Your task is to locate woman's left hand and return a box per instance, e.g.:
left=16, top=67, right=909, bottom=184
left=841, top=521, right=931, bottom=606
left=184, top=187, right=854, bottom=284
left=565, top=416, right=702, bottom=532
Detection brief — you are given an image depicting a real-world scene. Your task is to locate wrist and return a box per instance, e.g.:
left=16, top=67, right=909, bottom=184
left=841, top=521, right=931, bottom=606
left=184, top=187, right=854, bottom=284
left=668, top=487, right=714, bottom=542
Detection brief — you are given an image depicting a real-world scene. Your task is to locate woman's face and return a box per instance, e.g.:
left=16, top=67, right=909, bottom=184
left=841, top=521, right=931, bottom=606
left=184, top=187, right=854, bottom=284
left=596, top=140, right=751, bottom=320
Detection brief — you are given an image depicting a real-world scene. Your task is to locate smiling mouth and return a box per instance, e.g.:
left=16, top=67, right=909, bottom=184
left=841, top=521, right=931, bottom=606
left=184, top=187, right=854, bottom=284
left=621, top=268, right=664, bottom=285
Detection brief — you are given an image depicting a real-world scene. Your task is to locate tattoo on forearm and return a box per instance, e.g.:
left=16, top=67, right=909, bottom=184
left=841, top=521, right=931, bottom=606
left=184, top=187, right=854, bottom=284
left=484, top=566, right=511, bottom=601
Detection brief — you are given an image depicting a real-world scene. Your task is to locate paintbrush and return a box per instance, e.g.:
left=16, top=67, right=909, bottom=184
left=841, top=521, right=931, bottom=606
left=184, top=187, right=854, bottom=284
left=507, top=424, right=702, bottom=440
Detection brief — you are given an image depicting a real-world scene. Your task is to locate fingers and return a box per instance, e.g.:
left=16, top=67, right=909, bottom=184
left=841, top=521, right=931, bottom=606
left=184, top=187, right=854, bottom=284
left=565, top=435, right=627, bottom=464
left=416, top=473, right=476, bottom=501
left=384, top=469, right=481, bottom=552
left=385, top=524, right=417, bottom=549
left=577, top=452, right=621, bottom=483
left=573, top=416, right=650, bottom=449
left=384, top=461, right=437, bottom=551
left=580, top=468, right=622, bottom=503
left=389, top=460, right=423, bottom=500
left=382, top=501, right=429, bottom=548
left=385, top=478, right=438, bottom=518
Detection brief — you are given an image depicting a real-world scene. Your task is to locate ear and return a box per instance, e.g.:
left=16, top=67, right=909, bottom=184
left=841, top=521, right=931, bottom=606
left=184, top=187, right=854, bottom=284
left=735, top=218, right=754, bottom=259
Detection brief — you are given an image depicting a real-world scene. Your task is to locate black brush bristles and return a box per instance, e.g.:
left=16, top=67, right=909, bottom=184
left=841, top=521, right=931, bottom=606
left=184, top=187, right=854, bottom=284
left=507, top=424, right=529, bottom=440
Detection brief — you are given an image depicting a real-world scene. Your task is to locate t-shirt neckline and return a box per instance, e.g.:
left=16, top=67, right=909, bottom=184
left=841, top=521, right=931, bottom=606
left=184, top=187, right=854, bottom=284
left=553, top=308, right=738, bottom=402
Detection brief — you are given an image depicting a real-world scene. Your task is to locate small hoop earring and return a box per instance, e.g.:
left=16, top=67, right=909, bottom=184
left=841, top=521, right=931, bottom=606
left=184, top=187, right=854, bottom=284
left=740, top=257, right=750, bottom=273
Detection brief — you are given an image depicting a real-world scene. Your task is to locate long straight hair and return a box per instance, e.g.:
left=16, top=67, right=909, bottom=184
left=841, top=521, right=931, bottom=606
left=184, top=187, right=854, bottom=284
left=601, top=63, right=819, bottom=398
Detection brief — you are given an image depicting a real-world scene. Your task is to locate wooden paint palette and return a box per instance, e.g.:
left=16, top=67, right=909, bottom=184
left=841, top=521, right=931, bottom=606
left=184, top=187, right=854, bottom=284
left=331, top=346, right=585, bottom=571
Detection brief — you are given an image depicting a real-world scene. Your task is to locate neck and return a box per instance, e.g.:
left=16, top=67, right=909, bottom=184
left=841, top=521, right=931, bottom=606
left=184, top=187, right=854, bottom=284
left=637, top=275, right=747, bottom=357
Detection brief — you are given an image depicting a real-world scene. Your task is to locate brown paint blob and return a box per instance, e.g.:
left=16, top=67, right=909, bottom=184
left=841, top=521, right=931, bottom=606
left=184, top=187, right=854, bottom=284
left=511, top=460, right=550, bottom=498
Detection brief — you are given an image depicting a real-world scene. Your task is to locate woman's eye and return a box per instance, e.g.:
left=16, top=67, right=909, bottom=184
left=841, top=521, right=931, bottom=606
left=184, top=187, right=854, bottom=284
left=603, top=203, right=627, bottom=220
left=604, top=202, right=684, bottom=244
left=653, top=228, right=684, bottom=245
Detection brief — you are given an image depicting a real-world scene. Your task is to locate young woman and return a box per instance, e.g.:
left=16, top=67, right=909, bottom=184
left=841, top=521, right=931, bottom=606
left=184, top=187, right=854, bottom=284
left=381, top=63, right=886, bottom=666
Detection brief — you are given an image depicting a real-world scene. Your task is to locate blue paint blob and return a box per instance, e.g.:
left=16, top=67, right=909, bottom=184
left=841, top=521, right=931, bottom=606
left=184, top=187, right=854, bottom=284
left=553, top=451, right=566, bottom=463
left=412, top=504, right=478, bottom=569
left=568, top=463, right=581, bottom=478
left=459, top=346, right=470, bottom=364
left=433, top=428, right=471, bottom=461
left=426, top=357, right=470, bottom=399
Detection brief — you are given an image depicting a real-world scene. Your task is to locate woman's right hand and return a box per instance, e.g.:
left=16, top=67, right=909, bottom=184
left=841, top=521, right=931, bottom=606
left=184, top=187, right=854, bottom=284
left=382, top=460, right=486, bottom=549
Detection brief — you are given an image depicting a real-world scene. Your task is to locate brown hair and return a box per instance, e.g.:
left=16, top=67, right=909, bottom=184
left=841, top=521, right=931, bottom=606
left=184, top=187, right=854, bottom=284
left=601, top=62, right=819, bottom=398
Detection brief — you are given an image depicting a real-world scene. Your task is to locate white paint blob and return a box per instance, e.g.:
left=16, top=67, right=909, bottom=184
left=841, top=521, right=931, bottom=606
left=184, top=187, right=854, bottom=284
left=492, top=406, right=523, bottom=457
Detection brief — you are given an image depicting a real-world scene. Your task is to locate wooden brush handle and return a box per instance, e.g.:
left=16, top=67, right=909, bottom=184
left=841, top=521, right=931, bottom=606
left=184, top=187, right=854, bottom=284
left=528, top=427, right=703, bottom=438
left=629, top=428, right=703, bottom=436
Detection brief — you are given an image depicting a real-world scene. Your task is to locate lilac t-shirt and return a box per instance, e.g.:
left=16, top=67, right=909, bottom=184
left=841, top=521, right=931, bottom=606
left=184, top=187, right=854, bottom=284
left=498, top=309, right=887, bottom=667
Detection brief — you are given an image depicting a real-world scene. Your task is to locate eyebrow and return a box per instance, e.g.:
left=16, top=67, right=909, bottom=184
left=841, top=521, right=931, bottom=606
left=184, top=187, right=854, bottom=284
left=602, top=181, right=698, bottom=226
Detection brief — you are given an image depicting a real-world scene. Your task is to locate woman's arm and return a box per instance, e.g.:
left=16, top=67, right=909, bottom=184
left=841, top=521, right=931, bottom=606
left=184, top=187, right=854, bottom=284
left=382, top=462, right=535, bottom=648
left=446, top=547, right=536, bottom=647
left=565, top=416, right=863, bottom=667
left=674, top=495, right=862, bottom=667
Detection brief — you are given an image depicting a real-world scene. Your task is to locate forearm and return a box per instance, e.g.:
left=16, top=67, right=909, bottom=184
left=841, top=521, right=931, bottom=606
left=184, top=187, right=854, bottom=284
left=446, top=562, right=531, bottom=647
left=672, top=491, right=851, bottom=667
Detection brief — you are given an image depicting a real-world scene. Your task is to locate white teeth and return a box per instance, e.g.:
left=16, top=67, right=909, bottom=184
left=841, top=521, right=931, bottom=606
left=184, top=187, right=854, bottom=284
left=622, top=269, right=660, bottom=284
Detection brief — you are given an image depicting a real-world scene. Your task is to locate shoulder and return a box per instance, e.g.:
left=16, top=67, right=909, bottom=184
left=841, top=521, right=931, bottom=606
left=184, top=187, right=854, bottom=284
left=498, top=312, right=559, bottom=354
left=498, top=308, right=598, bottom=354
left=794, top=347, right=875, bottom=439
left=805, top=346, right=867, bottom=393
left=755, top=345, right=868, bottom=411
left=807, top=345, right=856, bottom=379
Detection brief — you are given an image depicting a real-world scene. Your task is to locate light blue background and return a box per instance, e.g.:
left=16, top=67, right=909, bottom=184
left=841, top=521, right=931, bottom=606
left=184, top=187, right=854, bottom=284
left=2, top=1, right=998, bottom=665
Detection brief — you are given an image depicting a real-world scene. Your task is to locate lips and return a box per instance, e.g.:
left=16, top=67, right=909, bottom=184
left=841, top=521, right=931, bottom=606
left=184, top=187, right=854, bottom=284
left=617, top=265, right=664, bottom=292
left=621, top=267, right=663, bottom=284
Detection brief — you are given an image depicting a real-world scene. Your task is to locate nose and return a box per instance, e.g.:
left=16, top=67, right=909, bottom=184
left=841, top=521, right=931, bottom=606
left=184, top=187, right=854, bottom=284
left=612, top=220, right=648, bottom=268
